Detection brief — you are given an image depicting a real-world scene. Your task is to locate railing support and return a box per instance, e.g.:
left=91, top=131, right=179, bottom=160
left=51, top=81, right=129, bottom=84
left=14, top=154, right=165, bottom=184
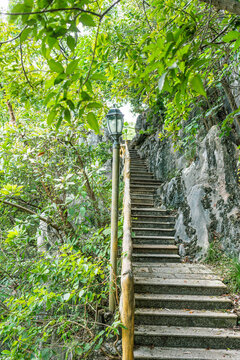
left=120, top=142, right=134, bottom=360
left=109, top=143, right=120, bottom=313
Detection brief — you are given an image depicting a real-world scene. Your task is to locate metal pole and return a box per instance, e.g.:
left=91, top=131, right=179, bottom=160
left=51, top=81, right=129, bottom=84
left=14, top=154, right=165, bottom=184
left=109, top=141, right=120, bottom=312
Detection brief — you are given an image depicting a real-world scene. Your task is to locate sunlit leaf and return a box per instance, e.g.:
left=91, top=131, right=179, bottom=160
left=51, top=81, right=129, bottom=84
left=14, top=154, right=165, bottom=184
left=87, top=112, right=99, bottom=133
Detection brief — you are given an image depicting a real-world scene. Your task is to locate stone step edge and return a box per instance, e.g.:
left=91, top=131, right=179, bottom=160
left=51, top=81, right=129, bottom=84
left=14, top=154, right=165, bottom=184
left=134, top=277, right=227, bottom=288
left=132, top=236, right=175, bottom=239
left=134, top=325, right=240, bottom=338
left=133, top=254, right=180, bottom=258
left=133, top=244, right=178, bottom=249
left=134, top=346, right=240, bottom=359
left=131, top=208, right=175, bottom=212
left=132, top=227, right=175, bottom=231
left=134, top=293, right=232, bottom=303
left=135, top=308, right=237, bottom=319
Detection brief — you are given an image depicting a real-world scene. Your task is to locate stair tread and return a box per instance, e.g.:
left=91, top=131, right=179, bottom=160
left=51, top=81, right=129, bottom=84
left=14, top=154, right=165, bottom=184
left=134, top=346, right=240, bottom=359
left=132, top=208, right=174, bottom=212
left=132, top=236, right=175, bottom=239
left=132, top=215, right=176, bottom=218
left=132, top=222, right=175, bottom=225
left=133, top=244, right=178, bottom=249
left=134, top=293, right=232, bottom=303
left=132, top=227, right=175, bottom=231
left=134, top=277, right=227, bottom=288
left=135, top=308, right=237, bottom=319
left=135, top=325, right=240, bottom=338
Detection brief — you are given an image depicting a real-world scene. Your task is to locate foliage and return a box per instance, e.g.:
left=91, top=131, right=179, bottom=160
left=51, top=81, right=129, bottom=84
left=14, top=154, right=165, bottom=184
left=204, top=239, right=240, bottom=293
left=0, top=0, right=240, bottom=357
left=0, top=225, right=123, bottom=359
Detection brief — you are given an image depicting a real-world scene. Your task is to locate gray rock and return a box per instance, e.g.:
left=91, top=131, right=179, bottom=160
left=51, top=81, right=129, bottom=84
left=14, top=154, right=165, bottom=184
left=131, top=123, right=240, bottom=259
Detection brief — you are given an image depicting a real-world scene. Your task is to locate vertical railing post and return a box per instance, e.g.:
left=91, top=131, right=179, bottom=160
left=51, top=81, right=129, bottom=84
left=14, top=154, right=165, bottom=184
left=120, top=141, right=134, bottom=360
left=109, top=143, right=120, bottom=313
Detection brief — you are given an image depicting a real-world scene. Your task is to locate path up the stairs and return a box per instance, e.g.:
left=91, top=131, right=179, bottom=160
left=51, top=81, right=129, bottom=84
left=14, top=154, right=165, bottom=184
left=129, top=149, right=240, bottom=360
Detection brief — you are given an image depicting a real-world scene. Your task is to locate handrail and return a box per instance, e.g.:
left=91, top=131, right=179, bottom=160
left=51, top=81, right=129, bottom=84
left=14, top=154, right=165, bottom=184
left=120, top=141, right=134, bottom=360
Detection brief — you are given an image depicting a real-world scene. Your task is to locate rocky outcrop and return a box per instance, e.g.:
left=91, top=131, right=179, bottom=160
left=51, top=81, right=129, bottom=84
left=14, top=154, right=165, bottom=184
left=132, top=120, right=240, bottom=260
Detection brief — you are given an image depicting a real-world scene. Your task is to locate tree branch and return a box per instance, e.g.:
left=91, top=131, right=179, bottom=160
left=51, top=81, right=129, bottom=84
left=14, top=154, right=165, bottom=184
left=0, top=26, right=27, bottom=45
left=1, top=7, right=101, bottom=17
left=20, top=41, right=34, bottom=89
left=200, top=0, right=240, bottom=15
left=100, top=0, right=121, bottom=19
left=2, top=200, right=60, bottom=232
left=80, top=19, right=101, bottom=91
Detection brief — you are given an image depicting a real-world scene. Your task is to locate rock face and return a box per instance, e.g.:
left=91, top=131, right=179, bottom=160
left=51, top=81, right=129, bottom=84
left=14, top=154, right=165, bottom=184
left=132, top=121, right=240, bottom=260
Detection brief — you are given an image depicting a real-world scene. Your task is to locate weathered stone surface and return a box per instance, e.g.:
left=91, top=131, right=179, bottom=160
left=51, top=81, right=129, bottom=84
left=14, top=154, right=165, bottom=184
left=132, top=124, right=240, bottom=259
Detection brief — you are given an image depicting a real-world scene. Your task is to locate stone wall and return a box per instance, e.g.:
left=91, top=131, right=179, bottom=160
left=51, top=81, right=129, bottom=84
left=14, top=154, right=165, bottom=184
left=132, top=118, right=240, bottom=260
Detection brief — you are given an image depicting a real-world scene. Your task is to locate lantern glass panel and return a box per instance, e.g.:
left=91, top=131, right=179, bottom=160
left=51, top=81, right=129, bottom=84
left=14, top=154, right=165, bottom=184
left=117, top=118, right=123, bottom=133
left=108, top=117, right=117, bottom=134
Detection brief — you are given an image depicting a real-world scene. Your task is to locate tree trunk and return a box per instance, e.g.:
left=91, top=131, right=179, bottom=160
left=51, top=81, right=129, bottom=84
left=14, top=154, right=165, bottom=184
left=221, top=77, right=240, bottom=137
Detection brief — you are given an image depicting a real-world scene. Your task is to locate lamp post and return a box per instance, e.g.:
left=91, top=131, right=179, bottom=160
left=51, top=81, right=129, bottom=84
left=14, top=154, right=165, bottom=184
left=106, top=106, right=124, bottom=312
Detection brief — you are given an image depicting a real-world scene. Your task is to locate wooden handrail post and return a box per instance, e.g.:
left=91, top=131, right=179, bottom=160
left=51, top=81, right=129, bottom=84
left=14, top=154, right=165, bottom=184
left=120, top=141, right=134, bottom=360
left=109, top=143, right=120, bottom=312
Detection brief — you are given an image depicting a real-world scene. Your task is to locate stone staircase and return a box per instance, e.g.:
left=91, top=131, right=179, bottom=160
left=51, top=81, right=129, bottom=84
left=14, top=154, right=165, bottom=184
left=129, top=149, right=240, bottom=359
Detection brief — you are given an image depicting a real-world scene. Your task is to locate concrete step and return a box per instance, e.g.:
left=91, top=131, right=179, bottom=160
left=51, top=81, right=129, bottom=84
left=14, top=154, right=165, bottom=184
left=134, top=278, right=227, bottom=295
left=131, top=199, right=154, bottom=205
left=132, top=236, right=176, bottom=245
left=131, top=171, right=154, bottom=177
left=131, top=191, right=156, bottom=196
left=132, top=208, right=175, bottom=216
left=134, top=294, right=233, bottom=310
left=132, top=227, right=175, bottom=236
left=131, top=184, right=160, bottom=188
left=132, top=203, right=155, bottom=208
left=132, top=264, right=217, bottom=275
left=132, top=253, right=181, bottom=263
left=134, top=271, right=221, bottom=281
left=134, top=325, right=240, bottom=349
left=132, top=215, right=176, bottom=223
left=132, top=221, right=175, bottom=229
left=131, top=178, right=161, bottom=183
left=133, top=244, right=178, bottom=254
left=135, top=308, right=237, bottom=328
left=130, top=166, right=148, bottom=169
left=134, top=346, right=240, bottom=359
left=131, top=175, right=154, bottom=179
left=131, top=182, right=162, bottom=187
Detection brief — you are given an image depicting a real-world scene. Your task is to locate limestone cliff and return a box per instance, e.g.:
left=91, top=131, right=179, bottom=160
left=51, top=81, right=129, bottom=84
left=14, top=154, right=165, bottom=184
left=131, top=115, right=240, bottom=260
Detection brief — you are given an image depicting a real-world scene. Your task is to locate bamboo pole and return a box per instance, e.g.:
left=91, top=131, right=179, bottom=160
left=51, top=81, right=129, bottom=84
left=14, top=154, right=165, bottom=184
left=109, top=143, right=120, bottom=312
left=120, top=141, right=134, bottom=360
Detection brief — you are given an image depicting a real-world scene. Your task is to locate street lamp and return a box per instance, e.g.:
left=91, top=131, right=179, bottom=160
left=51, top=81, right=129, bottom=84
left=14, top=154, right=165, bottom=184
left=106, top=106, right=124, bottom=312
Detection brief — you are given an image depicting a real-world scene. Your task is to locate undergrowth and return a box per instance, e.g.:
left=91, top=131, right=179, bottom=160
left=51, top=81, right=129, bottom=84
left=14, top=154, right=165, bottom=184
left=204, top=240, right=240, bottom=294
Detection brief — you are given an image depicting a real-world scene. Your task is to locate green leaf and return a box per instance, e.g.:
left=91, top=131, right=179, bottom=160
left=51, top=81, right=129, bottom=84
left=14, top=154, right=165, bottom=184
left=87, top=112, right=99, bottom=133
left=66, top=59, right=79, bottom=75
left=67, top=35, right=76, bottom=52
left=67, top=99, right=75, bottom=111
left=87, top=102, right=103, bottom=109
left=91, top=73, right=106, bottom=81
left=20, top=27, right=32, bottom=42
left=63, top=292, right=71, bottom=301
left=54, top=73, right=66, bottom=85
left=190, top=74, right=207, bottom=98
left=9, top=4, right=25, bottom=22
left=64, top=108, right=71, bottom=123
left=158, top=72, right=167, bottom=92
left=79, top=14, right=96, bottom=27
left=81, top=91, right=92, bottom=101
left=47, top=59, right=64, bottom=73
left=223, top=31, right=240, bottom=43
left=47, top=109, right=57, bottom=126
left=44, top=92, right=56, bottom=106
